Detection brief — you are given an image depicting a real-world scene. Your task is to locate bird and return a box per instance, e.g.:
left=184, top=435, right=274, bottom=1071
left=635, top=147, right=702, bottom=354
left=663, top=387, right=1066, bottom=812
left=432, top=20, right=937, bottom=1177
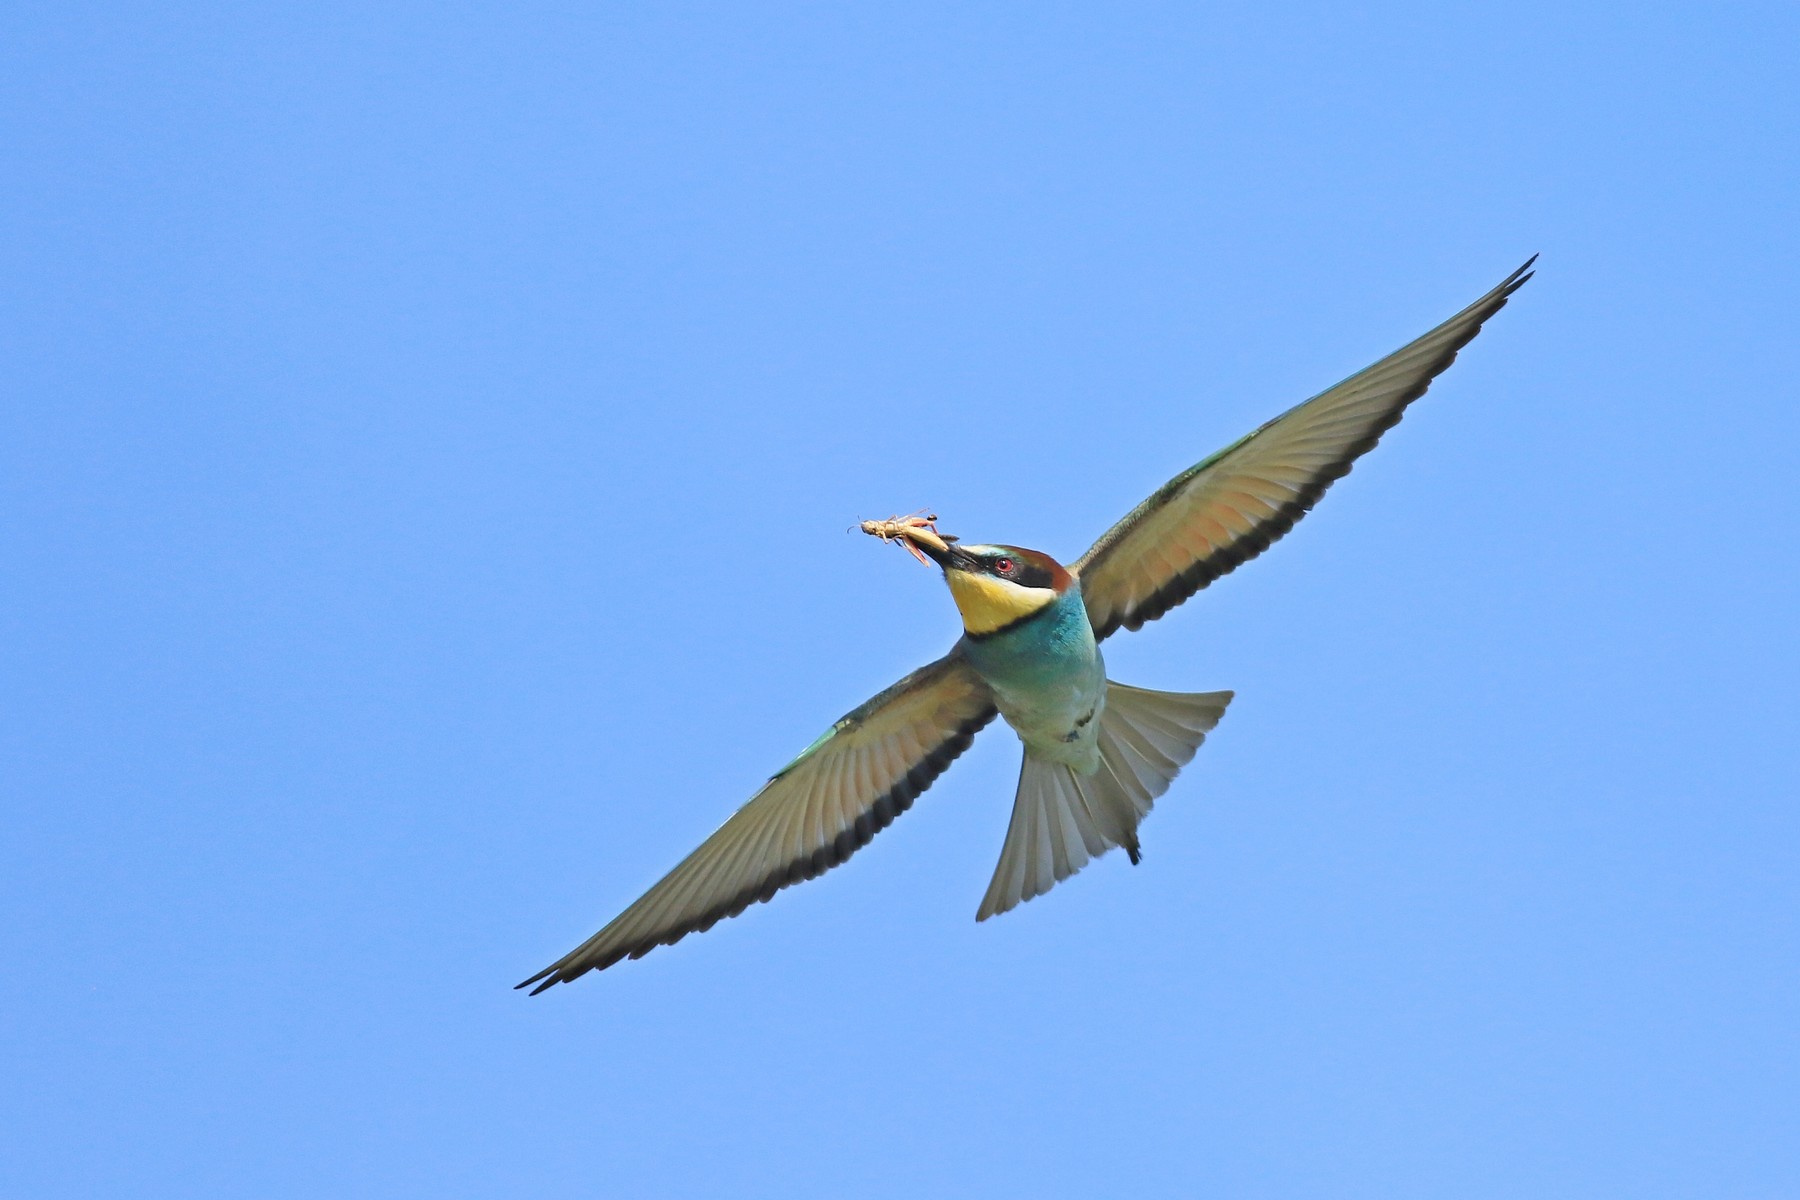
left=518, top=257, right=1535, bottom=993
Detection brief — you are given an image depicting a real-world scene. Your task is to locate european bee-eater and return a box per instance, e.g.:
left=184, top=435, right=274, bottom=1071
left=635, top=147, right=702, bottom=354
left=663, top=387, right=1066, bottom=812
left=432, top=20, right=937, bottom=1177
left=519, top=258, right=1534, bottom=992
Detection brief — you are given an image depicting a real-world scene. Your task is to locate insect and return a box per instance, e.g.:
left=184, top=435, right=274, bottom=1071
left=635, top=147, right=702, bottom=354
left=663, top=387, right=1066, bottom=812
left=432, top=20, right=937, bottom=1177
left=858, top=511, right=957, bottom=566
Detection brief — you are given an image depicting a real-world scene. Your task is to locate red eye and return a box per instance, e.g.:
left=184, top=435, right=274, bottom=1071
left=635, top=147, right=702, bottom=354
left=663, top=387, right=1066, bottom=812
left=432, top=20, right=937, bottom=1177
left=994, top=557, right=1015, bottom=575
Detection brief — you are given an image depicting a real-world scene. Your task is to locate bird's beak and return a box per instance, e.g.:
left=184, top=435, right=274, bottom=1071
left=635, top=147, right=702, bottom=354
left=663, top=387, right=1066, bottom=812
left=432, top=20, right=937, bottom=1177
left=912, top=530, right=979, bottom=573
left=915, top=536, right=956, bottom=567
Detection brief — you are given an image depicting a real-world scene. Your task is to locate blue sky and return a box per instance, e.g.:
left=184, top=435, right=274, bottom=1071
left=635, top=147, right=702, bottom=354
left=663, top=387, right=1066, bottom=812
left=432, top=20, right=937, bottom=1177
left=5, top=3, right=1797, bottom=1196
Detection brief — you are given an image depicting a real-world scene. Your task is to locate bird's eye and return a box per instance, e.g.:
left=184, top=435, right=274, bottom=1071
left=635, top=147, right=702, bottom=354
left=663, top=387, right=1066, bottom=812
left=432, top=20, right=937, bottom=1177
left=993, top=557, right=1016, bottom=576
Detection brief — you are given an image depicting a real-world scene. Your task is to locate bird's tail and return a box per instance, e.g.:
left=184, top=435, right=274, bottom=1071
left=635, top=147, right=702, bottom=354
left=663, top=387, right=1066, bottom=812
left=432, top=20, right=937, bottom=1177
left=976, top=682, right=1233, bottom=921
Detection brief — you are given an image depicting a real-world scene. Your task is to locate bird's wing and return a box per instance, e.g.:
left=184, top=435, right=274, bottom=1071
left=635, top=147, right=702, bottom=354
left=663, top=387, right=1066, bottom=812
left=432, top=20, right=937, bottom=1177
left=518, top=652, right=997, bottom=992
left=1073, top=258, right=1535, bottom=641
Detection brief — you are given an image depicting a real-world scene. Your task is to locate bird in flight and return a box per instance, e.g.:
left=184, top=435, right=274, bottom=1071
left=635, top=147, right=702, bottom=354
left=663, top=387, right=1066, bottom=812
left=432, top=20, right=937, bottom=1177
left=518, top=258, right=1535, bottom=993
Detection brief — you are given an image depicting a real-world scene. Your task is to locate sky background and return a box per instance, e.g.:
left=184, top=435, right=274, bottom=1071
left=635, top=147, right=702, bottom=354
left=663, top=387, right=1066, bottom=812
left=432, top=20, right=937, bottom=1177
left=5, top=3, right=1798, bottom=1197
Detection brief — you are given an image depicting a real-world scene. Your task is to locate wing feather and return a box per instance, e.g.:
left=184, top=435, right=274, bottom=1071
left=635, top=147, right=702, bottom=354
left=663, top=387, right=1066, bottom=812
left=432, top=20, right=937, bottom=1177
left=1076, top=258, right=1534, bottom=640
left=518, top=652, right=997, bottom=991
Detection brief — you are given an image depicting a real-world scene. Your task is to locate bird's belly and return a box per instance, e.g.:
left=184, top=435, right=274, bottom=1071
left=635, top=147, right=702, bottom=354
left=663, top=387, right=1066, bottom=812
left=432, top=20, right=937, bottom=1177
left=991, top=667, right=1105, bottom=770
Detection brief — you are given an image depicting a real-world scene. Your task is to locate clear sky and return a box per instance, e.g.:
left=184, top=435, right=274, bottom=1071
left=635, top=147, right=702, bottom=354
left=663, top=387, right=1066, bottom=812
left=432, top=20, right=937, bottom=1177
left=5, top=3, right=1797, bottom=1197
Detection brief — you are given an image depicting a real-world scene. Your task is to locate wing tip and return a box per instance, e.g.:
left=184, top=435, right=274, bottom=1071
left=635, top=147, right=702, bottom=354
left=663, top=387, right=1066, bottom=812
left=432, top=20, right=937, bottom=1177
left=1499, top=253, right=1538, bottom=297
left=516, top=964, right=573, bottom=995
left=517, top=951, right=620, bottom=994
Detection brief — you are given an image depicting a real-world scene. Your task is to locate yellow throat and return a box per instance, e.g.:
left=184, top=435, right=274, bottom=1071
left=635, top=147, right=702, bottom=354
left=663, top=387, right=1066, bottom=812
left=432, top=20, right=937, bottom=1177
left=945, top=569, right=1058, bottom=636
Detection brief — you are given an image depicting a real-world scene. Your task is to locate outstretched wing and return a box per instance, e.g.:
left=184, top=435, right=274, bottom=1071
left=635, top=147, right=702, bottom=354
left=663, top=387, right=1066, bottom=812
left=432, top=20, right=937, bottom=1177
left=1074, top=258, right=1535, bottom=641
left=519, top=652, right=997, bottom=992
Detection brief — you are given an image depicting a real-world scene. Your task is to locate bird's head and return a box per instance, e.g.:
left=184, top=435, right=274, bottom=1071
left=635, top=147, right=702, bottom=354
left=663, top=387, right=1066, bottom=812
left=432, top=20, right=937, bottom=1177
left=858, top=514, right=1074, bottom=637
left=916, top=540, right=1074, bottom=637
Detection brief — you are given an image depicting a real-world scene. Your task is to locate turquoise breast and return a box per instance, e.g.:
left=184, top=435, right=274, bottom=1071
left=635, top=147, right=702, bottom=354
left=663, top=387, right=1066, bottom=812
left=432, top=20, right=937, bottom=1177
left=960, top=586, right=1106, bottom=765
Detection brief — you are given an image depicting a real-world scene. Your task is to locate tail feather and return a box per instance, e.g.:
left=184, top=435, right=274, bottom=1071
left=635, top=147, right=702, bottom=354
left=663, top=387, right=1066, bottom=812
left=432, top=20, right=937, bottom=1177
left=976, top=683, right=1232, bottom=921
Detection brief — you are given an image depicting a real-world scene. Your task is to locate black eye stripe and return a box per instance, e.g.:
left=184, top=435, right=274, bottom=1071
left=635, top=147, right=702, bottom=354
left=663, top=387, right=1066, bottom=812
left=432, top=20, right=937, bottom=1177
left=986, top=553, right=1054, bottom=588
